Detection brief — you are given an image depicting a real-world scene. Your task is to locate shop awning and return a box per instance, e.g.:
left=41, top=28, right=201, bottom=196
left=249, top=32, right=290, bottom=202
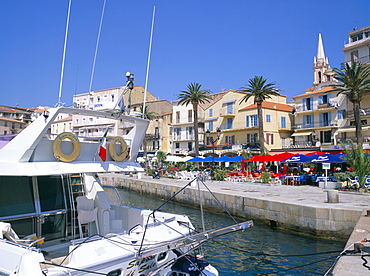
left=291, top=131, right=312, bottom=136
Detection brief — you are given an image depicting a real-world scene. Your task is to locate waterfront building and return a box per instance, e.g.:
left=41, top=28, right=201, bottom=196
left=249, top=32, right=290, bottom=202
left=201, top=90, right=293, bottom=157
left=290, top=33, right=347, bottom=153
left=336, top=25, right=370, bottom=148
left=171, top=91, right=226, bottom=156
left=72, top=85, right=158, bottom=139
left=50, top=116, right=72, bottom=134
left=130, top=99, right=173, bottom=155
left=0, top=105, right=35, bottom=135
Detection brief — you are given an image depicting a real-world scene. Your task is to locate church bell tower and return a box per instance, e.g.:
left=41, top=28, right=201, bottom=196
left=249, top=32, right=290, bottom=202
left=313, top=33, right=331, bottom=87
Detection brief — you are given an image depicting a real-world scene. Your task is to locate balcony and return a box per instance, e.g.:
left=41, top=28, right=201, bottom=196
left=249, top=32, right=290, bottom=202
left=346, top=109, right=370, bottom=118
left=282, top=141, right=317, bottom=149
left=341, top=55, right=370, bottom=69
left=146, top=134, right=159, bottom=140
left=294, top=120, right=338, bottom=129
left=219, top=107, right=235, bottom=117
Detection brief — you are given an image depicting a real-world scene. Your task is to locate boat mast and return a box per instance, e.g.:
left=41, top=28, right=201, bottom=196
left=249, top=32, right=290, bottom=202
left=56, top=0, right=72, bottom=107
left=143, top=6, right=156, bottom=119
left=89, top=0, right=107, bottom=93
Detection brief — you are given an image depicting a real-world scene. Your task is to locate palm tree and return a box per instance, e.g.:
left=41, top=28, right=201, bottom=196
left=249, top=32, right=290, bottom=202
left=341, top=141, right=370, bottom=189
left=330, top=62, right=370, bottom=145
left=239, top=76, right=279, bottom=153
left=177, top=83, right=211, bottom=156
left=156, top=151, right=167, bottom=169
left=139, top=105, right=157, bottom=159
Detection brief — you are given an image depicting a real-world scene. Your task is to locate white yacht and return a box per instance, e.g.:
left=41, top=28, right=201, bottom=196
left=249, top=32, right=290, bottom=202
left=0, top=106, right=252, bottom=276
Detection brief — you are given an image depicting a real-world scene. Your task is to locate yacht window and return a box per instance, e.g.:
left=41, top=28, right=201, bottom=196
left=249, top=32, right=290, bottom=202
left=0, top=176, right=35, bottom=217
left=37, top=176, right=65, bottom=212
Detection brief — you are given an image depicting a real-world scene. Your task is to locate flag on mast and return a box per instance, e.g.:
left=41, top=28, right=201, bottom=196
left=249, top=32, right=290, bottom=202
left=99, top=128, right=109, bottom=162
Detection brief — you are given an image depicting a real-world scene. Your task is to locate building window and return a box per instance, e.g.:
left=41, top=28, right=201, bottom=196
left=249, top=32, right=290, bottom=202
left=282, top=137, right=286, bottom=147
left=187, top=142, right=192, bottom=151
left=281, top=117, right=286, bottom=128
left=111, top=94, right=115, bottom=102
left=303, top=114, right=313, bottom=128
left=175, top=142, right=180, bottom=149
left=188, top=110, right=192, bottom=123
left=246, top=115, right=258, bottom=127
left=186, top=127, right=193, bottom=139
left=154, top=127, right=159, bottom=139
left=247, top=133, right=258, bottom=143
left=302, top=97, right=313, bottom=111
left=266, top=133, right=274, bottom=145
left=227, top=118, right=233, bottom=129
left=176, top=111, right=180, bottom=124
left=320, top=112, right=331, bottom=127
left=351, top=50, right=359, bottom=63
left=338, top=110, right=345, bottom=120
left=227, top=102, right=233, bottom=114
left=208, top=121, right=214, bottom=131
left=225, top=135, right=235, bottom=145
left=266, top=114, right=271, bottom=122
left=209, top=109, right=213, bottom=117
left=174, top=128, right=181, bottom=140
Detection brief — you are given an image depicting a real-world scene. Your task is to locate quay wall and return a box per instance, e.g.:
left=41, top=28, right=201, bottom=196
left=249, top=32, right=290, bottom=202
left=100, top=175, right=361, bottom=240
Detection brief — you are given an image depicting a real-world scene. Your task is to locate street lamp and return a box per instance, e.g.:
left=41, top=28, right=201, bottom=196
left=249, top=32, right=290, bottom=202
left=206, top=128, right=221, bottom=168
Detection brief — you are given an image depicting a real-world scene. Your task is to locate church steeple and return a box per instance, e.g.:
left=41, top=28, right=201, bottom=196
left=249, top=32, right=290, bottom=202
left=313, top=33, right=331, bottom=87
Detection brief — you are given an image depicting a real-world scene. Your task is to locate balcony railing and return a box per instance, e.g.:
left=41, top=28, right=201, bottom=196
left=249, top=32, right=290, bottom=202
left=346, top=109, right=370, bottom=118
left=341, top=55, right=370, bottom=69
left=336, top=137, right=370, bottom=143
left=199, top=143, right=260, bottom=151
left=293, top=120, right=338, bottom=129
left=282, top=141, right=316, bottom=149
left=219, top=107, right=235, bottom=116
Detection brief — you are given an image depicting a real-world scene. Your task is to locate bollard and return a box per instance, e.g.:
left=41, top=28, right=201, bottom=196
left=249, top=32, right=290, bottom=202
left=326, top=190, right=339, bottom=203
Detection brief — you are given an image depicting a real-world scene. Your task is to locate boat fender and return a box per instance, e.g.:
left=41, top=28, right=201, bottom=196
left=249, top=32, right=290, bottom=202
left=109, top=136, right=127, bottom=162
left=53, top=132, right=81, bottom=162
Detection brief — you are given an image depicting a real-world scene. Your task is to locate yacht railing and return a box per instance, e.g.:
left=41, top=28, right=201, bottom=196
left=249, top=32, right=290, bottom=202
left=102, top=185, right=123, bottom=206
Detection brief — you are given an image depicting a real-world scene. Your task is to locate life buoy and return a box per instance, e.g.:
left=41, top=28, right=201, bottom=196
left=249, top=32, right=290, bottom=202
left=53, top=132, right=81, bottom=162
left=109, top=136, right=127, bottom=162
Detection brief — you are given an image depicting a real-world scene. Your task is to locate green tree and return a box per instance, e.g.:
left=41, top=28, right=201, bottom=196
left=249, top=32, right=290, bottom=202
left=341, top=142, right=370, bottom=189
left=330, top=62, right=370, bottom=145
left=177, top=83, right=211, bottom=156
left=139, top=105, right=157, bottom=159
left=239, top=76, right=280, bottom=153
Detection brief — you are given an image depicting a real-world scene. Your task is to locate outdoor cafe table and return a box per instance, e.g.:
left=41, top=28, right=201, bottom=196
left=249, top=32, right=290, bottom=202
left=284, top=175, right=301, bottom=185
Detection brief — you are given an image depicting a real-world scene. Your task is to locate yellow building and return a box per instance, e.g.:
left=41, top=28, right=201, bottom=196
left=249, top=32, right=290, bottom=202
left=202, top=90, right=293, bottom=157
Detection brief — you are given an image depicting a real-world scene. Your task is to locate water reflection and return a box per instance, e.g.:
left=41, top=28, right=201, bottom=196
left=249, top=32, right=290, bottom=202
left=104, top=188, right=345, bottom=275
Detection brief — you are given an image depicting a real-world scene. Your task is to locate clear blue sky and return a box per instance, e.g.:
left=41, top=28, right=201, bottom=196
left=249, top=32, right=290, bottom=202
left=1, top=0, right=369, bottom=108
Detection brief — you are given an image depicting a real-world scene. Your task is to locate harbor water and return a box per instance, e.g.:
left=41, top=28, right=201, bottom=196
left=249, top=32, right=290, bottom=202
left=105, top=187, right=346, bottom=275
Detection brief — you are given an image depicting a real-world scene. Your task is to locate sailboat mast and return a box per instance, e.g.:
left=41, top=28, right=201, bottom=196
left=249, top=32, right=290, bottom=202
left=89, top=0, right=107, bottom=93
left=57, top=0, right=72, bottom=107
left=143, top=6, right=156, bottom=119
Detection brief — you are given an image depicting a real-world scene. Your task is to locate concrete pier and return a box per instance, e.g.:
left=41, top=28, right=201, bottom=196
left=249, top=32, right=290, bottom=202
left=100, top=173, right=370, bottom=240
